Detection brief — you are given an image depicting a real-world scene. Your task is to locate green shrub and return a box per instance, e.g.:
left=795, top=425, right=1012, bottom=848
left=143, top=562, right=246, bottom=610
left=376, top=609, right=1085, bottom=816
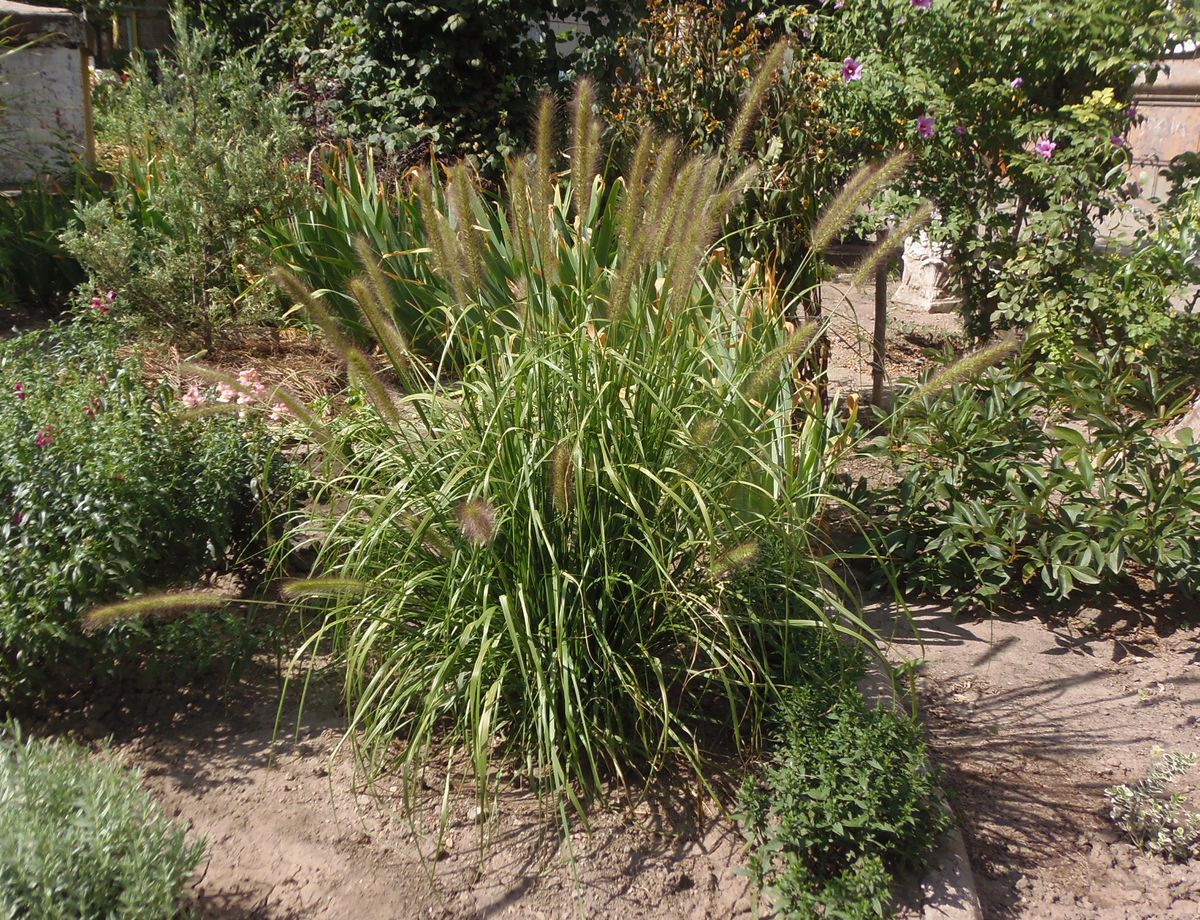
left=277, top=91, right=876, bottom=816
left=63, top=7, right=305, bottom=348
left=0, top=726, right=204, bottom=920
left=857, top=344, right=1200, bottom=612
left=739, top=685, right=947, bottom=920
left=0, top=314, right=274, bottom=702
left=182, top=0, right=639, bottom=172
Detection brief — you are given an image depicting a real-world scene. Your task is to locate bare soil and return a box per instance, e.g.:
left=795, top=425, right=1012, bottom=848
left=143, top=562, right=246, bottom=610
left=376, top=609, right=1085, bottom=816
left=870, top=598, right=1200, bottom=920
left=47, top=663, right=758, bottom=920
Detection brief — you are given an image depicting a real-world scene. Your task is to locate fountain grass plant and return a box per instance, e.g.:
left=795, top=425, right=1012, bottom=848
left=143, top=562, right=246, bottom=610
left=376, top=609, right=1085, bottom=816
left=262, top=70, right=903, bottom=823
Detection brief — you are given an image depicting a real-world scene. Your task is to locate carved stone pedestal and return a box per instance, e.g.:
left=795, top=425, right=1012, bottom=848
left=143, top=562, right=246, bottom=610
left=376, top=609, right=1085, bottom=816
left=892, top=231, right=962, bottom=314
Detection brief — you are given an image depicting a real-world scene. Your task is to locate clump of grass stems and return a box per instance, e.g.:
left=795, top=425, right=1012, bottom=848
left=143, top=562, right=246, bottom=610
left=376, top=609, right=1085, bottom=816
left=262, top=64, right=912, bottom=832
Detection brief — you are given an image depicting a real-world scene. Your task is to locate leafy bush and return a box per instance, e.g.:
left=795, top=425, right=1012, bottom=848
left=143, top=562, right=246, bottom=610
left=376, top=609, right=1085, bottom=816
left=858, top=344, right=1200, bottom=611
left=0, top=314, right=273, bottom=702
left=184, top=0, right=639, bottom=172
left=63, top=7, right=305, bottom=348
left=739, top=685, right=947, bottom=919
left=1106, top=749, right=1200, bottom=862
left=277, top=92, right=874, bottom=815
left=0, top=726, right=204, bottom=920
left=608, top=1, right=843, bottom=292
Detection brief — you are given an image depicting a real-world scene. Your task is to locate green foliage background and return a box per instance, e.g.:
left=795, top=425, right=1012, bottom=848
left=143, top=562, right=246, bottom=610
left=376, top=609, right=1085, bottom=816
left=184, top=0, right=642, bottom=169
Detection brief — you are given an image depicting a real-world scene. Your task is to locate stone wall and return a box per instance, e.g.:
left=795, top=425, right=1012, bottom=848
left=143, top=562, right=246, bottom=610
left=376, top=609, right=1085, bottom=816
left=1129, top=48, right=1200, bottom=200
left=0, top=2, right=92, bottom=186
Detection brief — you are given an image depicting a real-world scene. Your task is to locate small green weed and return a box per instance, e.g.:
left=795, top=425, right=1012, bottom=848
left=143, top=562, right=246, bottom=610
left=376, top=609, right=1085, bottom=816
left=738, top=685, right=947, bottom=919
left=1106, top=749, right=1200, bottom=861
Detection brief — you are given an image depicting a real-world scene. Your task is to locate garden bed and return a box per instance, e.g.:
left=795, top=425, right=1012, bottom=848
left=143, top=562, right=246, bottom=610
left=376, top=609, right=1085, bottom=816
left=45, top=658, right=760, bottom=920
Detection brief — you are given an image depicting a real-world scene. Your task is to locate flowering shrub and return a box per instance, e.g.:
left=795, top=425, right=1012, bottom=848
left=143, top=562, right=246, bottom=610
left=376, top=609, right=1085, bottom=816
left=0, top=315, right=276, bottom=703
left=810, top=0, right=1190, bottom=346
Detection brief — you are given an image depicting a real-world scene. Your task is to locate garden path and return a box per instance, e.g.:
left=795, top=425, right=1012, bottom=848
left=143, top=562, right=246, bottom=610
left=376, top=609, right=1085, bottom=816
left=870, top=599, right=1200, bottom=920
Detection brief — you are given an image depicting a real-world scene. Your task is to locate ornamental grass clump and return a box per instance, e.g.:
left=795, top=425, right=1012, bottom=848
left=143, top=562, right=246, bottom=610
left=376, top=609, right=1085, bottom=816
left=277, top=80, right=890, bottom=819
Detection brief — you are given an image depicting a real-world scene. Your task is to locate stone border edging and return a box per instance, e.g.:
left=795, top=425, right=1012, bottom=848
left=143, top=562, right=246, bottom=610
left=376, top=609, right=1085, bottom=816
left=861, top=660, right=984, bottom=920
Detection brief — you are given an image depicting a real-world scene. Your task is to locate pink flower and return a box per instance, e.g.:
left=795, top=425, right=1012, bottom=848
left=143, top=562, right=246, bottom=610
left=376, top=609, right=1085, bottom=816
left=269, top=402, right=292, bottom=422
left=1010, top=77, right=1024, bottom=90
left=1034, top=138, right=1057, bottom=159
left=215, top=382, right=238, bottom=404
left=34, top=425, right=55, bottom=448
left=916, top=115, right=936, bottom=139
left=841, top=57, right=863, bottom=82
left=181, top=385, right=206, bottom=409
left=105, top=290, right=116, bottom=302
left=89, top=295, right=108, bottom=315
left=14, top=382, right=26, bottom=401
left=234, top=369, right=267, bottom=405
left=911, top=0, right=931, bottom=8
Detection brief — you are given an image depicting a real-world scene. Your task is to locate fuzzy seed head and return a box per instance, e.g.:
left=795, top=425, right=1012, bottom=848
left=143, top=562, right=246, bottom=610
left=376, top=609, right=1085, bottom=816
left=712, top=541, right=761, bottom=580
left=456, top=498, right=498, bottom=546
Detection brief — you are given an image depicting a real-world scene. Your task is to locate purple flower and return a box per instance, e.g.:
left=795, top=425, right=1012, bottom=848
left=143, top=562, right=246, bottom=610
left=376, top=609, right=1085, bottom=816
left=1125, top=105, right=1138, bottom=121
left=14, top=382, right=26, bottom=401
left=1034, top=138, right=1057, bottom=159
left=35, top=425, right=55, bottom=448
left=954, top=124, right=967, bottom=136
left=916, top=115, right=936, bottom=138
left=841, top=57, right=863, bottom=82
left=834, top=0, right=845, bottom=8
left=1010, top=77, right=1024, bottom=90
left=1110, top=135, right=1128, bottom=149
left=911, top=0, right=932, bottom=8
